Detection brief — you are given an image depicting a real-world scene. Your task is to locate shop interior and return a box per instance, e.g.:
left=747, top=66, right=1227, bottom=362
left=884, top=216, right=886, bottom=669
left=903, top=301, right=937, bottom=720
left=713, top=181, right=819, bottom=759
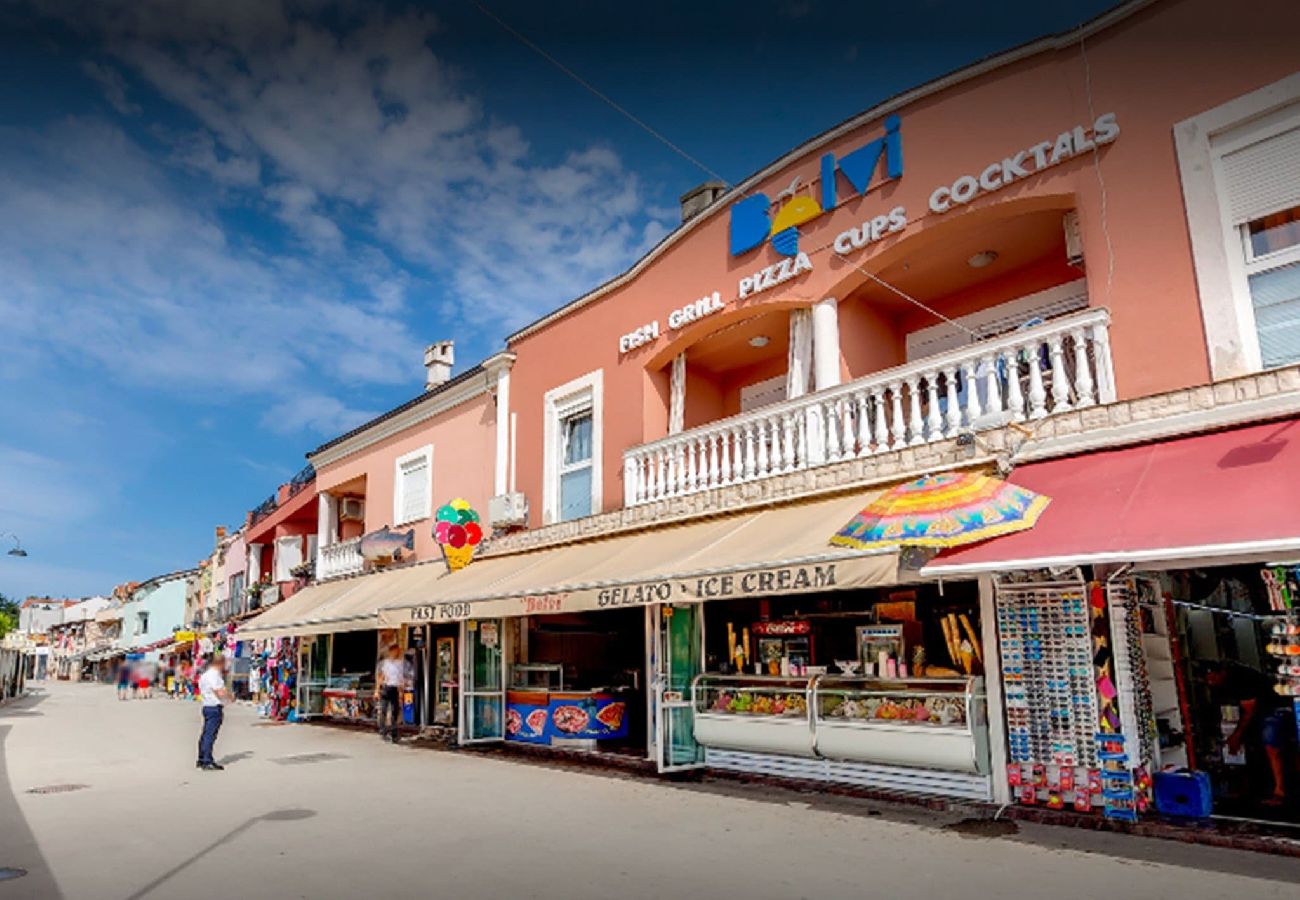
left=703, top=582, right=985, bottom=681
left=407, top=623, right=458, bottom=730
left=507, top=608, right=646, bottom=755
left=1158, top=564, right=1300, bottom=823
left=321, top=628, right=381, bottom=722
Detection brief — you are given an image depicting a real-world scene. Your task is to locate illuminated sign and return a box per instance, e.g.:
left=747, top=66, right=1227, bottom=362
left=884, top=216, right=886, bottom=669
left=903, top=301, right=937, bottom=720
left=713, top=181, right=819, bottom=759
left=729, top=115, right=903, bottom=258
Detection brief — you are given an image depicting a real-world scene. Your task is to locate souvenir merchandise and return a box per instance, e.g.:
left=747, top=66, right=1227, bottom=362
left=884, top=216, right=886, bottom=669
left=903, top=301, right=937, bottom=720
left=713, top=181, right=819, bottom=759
left=996, top=582, right=1101, bottom=807
left=1096, top=733, right=1138, bottom=822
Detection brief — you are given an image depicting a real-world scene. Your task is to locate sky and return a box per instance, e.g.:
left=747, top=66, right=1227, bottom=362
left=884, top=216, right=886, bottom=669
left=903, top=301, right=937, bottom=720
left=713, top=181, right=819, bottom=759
left=0, top=0, right=1121, bottom=600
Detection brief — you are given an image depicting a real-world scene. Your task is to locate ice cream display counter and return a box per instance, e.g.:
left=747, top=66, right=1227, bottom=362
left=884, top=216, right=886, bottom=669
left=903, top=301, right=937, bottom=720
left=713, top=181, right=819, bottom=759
left=692, top=674, right=988, bottom=775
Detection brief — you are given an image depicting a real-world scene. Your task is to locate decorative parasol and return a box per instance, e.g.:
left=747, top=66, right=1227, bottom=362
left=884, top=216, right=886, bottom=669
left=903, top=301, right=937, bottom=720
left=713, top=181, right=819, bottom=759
left=830, top=471, right=1050, bottom=550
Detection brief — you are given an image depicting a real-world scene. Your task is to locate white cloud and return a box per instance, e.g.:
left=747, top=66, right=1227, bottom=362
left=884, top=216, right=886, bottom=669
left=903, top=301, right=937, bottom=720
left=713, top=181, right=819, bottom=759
left=261, top=393, right=379, bottom=436
left=81, top=60, right=141, bottom=115
left=35, top=0, right=674, bottom=334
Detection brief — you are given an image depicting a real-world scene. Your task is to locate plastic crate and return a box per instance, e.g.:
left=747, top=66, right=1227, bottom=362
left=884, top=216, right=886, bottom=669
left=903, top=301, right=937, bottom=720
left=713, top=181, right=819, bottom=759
left=1153, top=770, right=1212, bottom=818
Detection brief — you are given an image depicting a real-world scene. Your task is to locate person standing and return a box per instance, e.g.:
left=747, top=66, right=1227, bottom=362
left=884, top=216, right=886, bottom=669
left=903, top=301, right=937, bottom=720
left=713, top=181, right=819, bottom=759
left=376, top=644, right=405, bottom=744
left=197, top=653, right=231, bottom=771
left=116, top=659, right=132, bottom=701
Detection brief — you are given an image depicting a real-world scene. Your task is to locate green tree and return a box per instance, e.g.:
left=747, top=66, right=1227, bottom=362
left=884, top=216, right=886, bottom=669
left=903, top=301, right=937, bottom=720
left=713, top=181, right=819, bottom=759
left=0, top=592, right=18, bottom=639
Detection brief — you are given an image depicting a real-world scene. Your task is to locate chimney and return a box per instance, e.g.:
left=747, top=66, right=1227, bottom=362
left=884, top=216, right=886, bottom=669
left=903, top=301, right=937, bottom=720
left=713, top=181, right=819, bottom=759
left=424, top=340, right=455, bottom=390
left=215, top=526, right=227, bottom=543
left=679, top=180, right=728, bottom=222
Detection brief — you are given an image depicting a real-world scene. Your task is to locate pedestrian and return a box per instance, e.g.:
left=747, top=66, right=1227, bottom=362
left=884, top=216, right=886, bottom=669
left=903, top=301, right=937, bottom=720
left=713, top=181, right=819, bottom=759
left=115, top=659, right=131, bottom=701
left=197, top=653, right=231, bottom=771
left=375, top=644, right=405, bottom=744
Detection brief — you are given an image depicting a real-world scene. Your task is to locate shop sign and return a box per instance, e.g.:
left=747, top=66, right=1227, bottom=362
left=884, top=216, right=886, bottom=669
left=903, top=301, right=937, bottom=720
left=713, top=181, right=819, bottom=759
left=752, top=620, right=812, bottom=636
left=729, top=115, right=903, bottom=258
left=479, top=622, right=499, bottom=648
left=928, top=113, right=1119, bottom=214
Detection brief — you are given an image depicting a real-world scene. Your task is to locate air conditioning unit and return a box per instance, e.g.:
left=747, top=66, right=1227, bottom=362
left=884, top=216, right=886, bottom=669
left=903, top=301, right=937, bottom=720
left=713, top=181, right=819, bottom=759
left=488, top=492, right=529, bottom=529
left=339, top=497, right=365, bottom=522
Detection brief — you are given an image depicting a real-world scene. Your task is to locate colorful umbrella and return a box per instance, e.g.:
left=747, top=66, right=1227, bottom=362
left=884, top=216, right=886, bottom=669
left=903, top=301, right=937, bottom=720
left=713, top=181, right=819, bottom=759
left=830, top=471, right=1050, bottom=550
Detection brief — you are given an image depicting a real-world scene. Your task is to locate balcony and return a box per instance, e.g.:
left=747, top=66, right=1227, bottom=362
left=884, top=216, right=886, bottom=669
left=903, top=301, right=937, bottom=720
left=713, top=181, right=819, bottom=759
left=623, top=308, right=1114, bottom=506
left=317, top=536, right=364, bottom=581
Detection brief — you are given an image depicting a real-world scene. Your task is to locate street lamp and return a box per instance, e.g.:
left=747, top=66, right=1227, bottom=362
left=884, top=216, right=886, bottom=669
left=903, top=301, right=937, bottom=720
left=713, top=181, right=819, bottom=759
left=2, top=533, right=27, bottom=557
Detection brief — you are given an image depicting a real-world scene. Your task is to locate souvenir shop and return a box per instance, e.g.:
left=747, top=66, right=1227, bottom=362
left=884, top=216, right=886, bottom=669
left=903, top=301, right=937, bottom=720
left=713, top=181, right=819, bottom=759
left=298, top=628, right=405, bottom=725
left=502, top=607, right=646, bottom=755
left=1138, top=563, right=1300, bottom=825
left=920, top=418, right=1300, bottom=822
left=682, top=578, right=992, bottom=799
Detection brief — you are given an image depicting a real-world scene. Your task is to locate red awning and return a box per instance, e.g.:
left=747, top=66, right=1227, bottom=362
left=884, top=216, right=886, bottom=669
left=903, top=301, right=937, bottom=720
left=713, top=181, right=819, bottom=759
left=924, top=417, right=1300, bottom=575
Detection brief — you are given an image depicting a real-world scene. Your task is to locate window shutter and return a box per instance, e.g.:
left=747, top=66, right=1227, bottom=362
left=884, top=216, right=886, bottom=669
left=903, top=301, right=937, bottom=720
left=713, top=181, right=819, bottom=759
left=1220, top=120, right=1300, bottom=225
left=399, top=454, right=429, bottom=523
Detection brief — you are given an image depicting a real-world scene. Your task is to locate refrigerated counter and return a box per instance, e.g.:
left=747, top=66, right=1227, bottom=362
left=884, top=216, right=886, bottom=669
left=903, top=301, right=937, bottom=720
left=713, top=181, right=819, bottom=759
left=692, top=674, right=988, bottom=775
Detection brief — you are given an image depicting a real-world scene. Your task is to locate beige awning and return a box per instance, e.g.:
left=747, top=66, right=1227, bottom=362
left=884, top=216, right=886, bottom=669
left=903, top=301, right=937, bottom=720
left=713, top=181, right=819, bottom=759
left=377, top=491, right=901, bottom=627
left=237, top=577, right=381, bottom=639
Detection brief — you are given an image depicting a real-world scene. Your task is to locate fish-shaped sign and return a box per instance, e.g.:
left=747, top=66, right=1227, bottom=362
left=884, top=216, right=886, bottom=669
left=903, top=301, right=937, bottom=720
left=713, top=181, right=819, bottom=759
left=359, top=526, right=415, bottom=562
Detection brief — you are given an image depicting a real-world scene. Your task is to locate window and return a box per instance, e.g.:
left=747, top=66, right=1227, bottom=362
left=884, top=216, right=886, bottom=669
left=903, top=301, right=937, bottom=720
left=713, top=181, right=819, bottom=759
left=393, top=445, right=433, bottom=525
left=1242, top=205, right=1300, bottom=367
left=273, top=535, right=303, bottom=582
left=136, top=612, right=149, bottom=636
left=543, top=370, right=603, bottom=524
left=559, top=409, right=593, bottom=521
left=1177, top=75, right=1300, bottom=377
left=229, top=572, right=246, bottom=614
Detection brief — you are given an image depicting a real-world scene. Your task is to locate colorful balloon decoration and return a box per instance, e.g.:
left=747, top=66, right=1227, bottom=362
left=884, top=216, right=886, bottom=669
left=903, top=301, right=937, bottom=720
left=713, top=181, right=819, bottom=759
left=433, top=498, right=483, bottom=571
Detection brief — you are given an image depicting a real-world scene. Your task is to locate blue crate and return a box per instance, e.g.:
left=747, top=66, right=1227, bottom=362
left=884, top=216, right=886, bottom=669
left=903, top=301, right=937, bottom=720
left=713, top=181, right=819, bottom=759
left=1153, top=770, right=1212, bottom=818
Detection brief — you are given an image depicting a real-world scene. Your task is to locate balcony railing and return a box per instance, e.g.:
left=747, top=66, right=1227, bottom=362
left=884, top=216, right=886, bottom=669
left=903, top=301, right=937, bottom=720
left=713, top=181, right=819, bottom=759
left=317, top=536, right=364, bottom=581
left=624, top=308, right=1115, bottom=506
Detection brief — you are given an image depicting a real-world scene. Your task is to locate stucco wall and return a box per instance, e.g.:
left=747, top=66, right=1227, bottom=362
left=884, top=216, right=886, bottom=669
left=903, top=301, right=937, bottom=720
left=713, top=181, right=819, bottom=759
left=315, top=392, right=497, bottom=563
left=503, top=0, right=1300, bottom=527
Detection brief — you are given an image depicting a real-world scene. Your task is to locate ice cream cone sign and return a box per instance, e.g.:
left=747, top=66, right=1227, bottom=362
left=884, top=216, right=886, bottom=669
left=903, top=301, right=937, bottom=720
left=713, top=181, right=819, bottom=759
left=433, top=498, right=484, bottom=572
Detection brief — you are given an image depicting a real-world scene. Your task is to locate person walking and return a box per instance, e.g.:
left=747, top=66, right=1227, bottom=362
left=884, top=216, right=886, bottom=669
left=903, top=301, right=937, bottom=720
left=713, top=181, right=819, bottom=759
left=376, top=644, right=405, bottom=744
left=116, top=659, right=132, bottom=701
left=197, top=653, right=231, bottom=771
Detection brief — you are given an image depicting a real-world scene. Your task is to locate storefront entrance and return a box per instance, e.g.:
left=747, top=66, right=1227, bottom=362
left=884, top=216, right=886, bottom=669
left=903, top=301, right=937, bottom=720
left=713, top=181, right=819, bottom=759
left=501, top=607, right=647, bottom=757
left=1153, top=564, right=1300, bottom=824
left=652, top=602, right=705, bottom=772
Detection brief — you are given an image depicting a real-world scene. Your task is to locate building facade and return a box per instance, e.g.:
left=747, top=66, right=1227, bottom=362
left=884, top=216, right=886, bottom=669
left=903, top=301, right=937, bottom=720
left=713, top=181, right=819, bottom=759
left=237, top=0, right=1300, bottom=817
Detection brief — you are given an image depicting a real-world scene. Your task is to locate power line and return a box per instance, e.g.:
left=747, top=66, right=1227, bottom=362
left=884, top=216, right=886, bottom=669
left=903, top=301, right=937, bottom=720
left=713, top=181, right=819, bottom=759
left=468, top=0, right=732, bottom=187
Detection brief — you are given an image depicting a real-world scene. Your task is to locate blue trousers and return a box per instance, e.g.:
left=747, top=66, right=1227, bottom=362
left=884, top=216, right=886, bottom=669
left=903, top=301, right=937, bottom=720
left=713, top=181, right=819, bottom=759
left=198, top=705, right=223, bottom=764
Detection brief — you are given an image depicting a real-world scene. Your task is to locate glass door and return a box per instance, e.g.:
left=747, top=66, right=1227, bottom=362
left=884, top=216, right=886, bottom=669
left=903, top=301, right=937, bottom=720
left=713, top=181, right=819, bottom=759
left=654, top=603, right=705, bottom=772
left=433, top=635, right=457, bottom=726
left=297, top=634, right=329, bottom=719
left=460, top=619, right=504, bottom=743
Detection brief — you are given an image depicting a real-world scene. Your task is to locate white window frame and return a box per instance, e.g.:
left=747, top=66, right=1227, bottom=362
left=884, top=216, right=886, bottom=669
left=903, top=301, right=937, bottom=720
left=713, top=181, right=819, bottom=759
left=542, top=370, right=603, bottom=525
left=1176, top=72, right=1300, bottom=379
left=393, top=444, right=434, bottom=526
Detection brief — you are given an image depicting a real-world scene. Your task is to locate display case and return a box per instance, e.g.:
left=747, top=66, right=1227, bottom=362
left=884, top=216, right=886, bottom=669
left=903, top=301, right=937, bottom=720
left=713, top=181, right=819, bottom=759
left=692, top=675, right=816, bottom=758
left=321, top=673, right=377, bottom=721
left=511, top=662, right=564, bottom=691
left=812, top=676, right=988, bottom=774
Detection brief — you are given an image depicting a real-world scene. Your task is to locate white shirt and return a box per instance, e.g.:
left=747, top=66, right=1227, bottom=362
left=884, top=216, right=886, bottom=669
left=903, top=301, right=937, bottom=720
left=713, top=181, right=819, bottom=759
left=379, top=658, right=405, bottom=689
left=199, top=667, right=225, bottom=707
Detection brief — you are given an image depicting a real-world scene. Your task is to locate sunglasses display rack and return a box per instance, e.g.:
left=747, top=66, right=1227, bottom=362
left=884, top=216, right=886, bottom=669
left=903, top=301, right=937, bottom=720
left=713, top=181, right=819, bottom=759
left=997, top=583, right=1102, bottom=807
left=1106, top=579, right=1158, bottom=770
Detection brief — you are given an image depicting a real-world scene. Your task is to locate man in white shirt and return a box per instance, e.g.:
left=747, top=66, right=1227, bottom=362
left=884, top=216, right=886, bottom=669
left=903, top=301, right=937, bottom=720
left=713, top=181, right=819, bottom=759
left=376, top=644, right=406, bottom=744
left=197, top=653, right=231, bottom=771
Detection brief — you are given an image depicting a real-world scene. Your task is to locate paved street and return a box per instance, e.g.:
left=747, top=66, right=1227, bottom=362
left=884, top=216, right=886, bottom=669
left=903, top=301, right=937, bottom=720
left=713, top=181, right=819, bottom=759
left=1, top=681, right=1298, bottom=900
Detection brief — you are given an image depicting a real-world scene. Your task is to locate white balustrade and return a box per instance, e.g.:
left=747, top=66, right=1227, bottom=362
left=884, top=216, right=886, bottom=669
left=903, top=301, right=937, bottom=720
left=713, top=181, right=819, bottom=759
left=623, top=308, right=1115, bottom=506
left=317, top=536, right=364, bottom=580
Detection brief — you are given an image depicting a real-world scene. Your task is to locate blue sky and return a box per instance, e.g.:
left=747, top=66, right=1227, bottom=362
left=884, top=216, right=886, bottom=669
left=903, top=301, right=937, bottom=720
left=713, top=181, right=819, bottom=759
left=0, top=0, right=1118, bottom=600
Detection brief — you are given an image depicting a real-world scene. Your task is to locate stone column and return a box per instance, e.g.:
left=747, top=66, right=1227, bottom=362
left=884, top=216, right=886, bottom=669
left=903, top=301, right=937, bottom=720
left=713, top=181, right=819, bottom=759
left=484, top=352, right=517, bottom=496
left=786, top=308, right=813, bottom=400
left=668, top=353, right=686, bottom=435
left=811, top=297, right=841, bottom=391
left=316, top=493, right=338, bottom=551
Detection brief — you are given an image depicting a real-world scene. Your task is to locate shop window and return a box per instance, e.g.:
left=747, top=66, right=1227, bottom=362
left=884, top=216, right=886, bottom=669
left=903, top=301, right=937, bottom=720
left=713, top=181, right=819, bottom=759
left=393, top=445, right=433, bottom=526
left=543, top=370, right=603, bottom=524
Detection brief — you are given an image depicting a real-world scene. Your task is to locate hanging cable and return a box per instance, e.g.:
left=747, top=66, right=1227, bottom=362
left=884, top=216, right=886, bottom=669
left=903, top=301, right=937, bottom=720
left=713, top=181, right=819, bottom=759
left=468, top=0, right=732, bottom=187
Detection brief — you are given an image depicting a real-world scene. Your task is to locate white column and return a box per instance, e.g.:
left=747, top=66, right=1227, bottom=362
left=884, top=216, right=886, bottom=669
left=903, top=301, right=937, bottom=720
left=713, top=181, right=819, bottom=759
left=810, top=297, right=841, bottom=392
left=978, top=575, right=1012, bottom=805
left=316, top=493, right=338, bottom=552
left=668, top=353, right=686, bottom=435
left=786, top=309, right=812, bottom=400
left=494, top=367, right=511, bottom=494
left=247, top=543, right=263, bottom=585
